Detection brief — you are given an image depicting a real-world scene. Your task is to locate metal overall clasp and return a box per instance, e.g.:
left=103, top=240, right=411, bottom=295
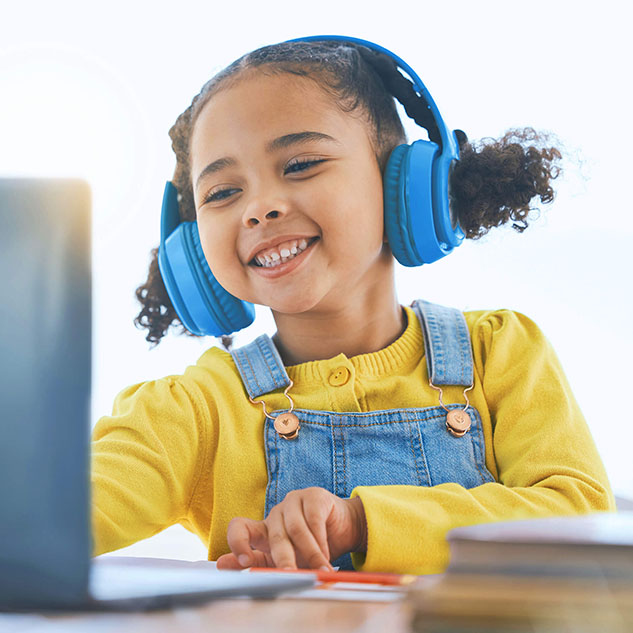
left=428, top=380, right=473, bottom=437
left=249, top=379, right=300, bottom=440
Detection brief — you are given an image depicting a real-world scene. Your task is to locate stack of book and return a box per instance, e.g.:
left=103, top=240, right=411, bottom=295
left=407, top=512, right=633, bottom=633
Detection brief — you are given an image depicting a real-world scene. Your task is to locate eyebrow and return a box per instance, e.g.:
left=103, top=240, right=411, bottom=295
left=194, top=131, right=340, bottom=191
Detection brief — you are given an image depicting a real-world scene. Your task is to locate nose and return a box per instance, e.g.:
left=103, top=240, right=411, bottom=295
left=243, top=209, right=281, bottom=228
left=241, top=189, right=289, bottom=228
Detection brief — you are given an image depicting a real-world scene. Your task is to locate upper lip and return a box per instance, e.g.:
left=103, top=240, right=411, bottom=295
left=246, top=234, right=318, bottom=264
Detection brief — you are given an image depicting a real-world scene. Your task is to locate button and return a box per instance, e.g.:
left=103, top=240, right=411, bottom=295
left=445, top=409, right=471, bottom=437
left=274, top=412, right=300, bottom=439
left=329, top=366, right=350, bottom=386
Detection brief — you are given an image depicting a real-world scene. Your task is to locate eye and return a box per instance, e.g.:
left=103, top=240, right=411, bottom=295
left=201, top=187, right=240, bottom=204
left=284, top=158, right=326, bottom=175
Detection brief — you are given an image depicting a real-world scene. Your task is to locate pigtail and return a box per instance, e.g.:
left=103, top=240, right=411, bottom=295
left=133, top=85, right=238, bottom=350
left=450, top=128, right=563, bottom=239
left=134, top=247, right=187, bottom=345
left=133, top=105, right=197, bottom=347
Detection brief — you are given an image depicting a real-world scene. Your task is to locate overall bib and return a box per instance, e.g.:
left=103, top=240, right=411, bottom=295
left=231, top=300, right=496, bottom=569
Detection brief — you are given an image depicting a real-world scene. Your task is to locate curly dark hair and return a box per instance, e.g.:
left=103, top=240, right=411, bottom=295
left=134, top=40, right=562, bottom=347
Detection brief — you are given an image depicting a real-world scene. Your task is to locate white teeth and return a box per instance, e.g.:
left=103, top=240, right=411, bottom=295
left=253, top=238, right=315, bottom=268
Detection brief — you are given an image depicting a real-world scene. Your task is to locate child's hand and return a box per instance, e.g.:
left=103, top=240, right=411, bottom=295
left=216, top=487, right=367, bottom=570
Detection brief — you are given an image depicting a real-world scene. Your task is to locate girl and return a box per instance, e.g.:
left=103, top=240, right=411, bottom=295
left=91, top=37, right=614, bottom=574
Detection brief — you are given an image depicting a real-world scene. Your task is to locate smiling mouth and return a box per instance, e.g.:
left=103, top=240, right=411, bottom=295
left=249, top=236, right=320, bottom=268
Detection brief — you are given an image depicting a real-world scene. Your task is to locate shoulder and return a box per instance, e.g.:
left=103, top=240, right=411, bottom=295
left=461, top=307, right=559, bottom=381
left=463, top=307, right=549, bottom=346
left=105, top=345, right=242, bottom=423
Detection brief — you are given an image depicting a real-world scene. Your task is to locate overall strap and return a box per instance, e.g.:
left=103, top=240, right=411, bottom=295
left=411, top=300, right=474, bottom=386
left=230, top=334, right=291, bottom=399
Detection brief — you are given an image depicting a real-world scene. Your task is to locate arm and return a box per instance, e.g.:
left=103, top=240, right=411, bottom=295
left=351, top=310, right=615, bottom=573
left=91, top=375, right=208, bottom=556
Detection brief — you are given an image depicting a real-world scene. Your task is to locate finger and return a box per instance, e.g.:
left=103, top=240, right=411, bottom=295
left=216, top=552, right=242, bottom=570
left=266, top=508, right=298, bottom=569
left=216, top=550, right=272, bottom=570
left=226, top=517, right=269, bottom=568
left=301, top=496, right=334, bottom=569
left=280, top=493, right=332, bottom=570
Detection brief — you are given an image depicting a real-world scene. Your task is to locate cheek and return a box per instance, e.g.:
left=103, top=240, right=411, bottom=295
left=348, top=191, right=385, bottom=247
left=326, top=174, right=383, bottom=229
left=341, top=160, right=384, bottom=230
left=197, top=221, right=234, bottom=277
left=366, top=178, right=386, bottom=244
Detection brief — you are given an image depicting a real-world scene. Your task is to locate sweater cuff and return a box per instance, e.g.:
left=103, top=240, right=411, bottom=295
left=350, top=486, right=450, bottom=574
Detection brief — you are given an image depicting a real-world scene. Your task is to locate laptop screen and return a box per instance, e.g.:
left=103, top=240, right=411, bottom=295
left=0, top=178, right=93, bottom=606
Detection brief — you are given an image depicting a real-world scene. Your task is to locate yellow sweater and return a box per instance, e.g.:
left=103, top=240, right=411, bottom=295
left=91, top=306, right=615, bottom=573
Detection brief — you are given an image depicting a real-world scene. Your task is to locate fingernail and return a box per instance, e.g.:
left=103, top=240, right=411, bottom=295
left=238, top=554, right=251, bottom=567
left=320, top=566, right=331, bottom=572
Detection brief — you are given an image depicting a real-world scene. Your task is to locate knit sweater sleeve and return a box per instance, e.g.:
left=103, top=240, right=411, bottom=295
left=91, top=374, right=209, bottom=556
left=350, top=309, right=615, bottom=574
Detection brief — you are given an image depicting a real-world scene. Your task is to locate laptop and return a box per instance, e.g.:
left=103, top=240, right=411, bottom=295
left=0, top=178, right=314, bottom=611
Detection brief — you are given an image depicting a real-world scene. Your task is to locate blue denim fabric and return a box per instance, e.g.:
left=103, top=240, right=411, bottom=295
left=231, top=301, right=495, bottom=570
left=411, top=300, right=473, bottom=387
left=264, top=404, right=493, bottom=510
left=412, top=299, right=474, bottom=386
left=231, top=334, right=291, bottom=398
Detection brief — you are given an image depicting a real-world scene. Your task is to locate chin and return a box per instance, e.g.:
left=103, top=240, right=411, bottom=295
left=264, top=291, right=326, bottom=315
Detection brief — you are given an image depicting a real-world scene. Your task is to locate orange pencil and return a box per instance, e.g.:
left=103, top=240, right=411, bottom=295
left=249, top=567, right=416, bottom=586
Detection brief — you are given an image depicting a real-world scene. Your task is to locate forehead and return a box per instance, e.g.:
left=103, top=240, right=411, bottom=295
left=190, top=71, right=370, bottom=161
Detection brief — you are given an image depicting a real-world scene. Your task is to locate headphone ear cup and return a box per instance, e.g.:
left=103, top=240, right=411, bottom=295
left=384, top=144, right=418, bottom=267
left=187, top=223, right=255, bottom=335
left=158, top=221, right=254, bottom=337
left=384, top=143, right=437, bottom=266
left=384, top=140, right=456, bottom=267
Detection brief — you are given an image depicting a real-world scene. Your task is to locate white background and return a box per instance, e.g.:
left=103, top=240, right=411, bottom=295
left=1, top=0, right=631, bottom=560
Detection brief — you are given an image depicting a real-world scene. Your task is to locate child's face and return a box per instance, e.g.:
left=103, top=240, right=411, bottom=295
left=189, top=71, right=393, bottom=316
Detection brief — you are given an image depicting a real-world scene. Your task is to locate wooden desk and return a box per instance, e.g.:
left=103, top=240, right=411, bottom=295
left=1, top=598, right=411, bottom=633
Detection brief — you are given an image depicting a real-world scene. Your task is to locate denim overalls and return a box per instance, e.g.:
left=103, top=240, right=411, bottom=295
left=230, top=300, right=495, bottom=569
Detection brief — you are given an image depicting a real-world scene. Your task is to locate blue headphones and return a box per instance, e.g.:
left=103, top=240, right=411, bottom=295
left=158, top=35, right=464, bottom=337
